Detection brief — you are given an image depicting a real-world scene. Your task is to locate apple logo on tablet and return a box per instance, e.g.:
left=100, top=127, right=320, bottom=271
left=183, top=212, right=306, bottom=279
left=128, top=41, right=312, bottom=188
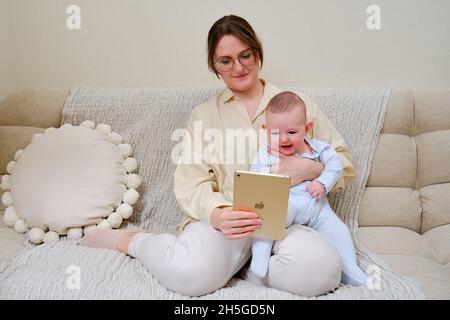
left=254, top=201, right=265, bottom=209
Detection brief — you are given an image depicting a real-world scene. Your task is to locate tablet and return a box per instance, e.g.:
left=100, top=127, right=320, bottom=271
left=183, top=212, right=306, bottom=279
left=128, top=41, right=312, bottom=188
left=233, top=170, right=291, bottom=240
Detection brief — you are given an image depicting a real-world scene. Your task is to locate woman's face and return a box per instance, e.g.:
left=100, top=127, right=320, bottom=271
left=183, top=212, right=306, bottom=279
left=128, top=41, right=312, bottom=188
left=214, top=35, right=260, bottom=93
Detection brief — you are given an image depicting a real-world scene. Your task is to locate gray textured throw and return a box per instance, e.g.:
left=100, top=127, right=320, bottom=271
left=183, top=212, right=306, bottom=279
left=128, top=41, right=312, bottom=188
left=0, top=86, right=424, bottom=299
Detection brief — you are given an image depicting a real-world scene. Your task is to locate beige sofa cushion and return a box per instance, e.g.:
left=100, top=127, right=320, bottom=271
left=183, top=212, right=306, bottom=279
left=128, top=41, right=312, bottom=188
left=414, top=89, right=450, bottom=135
left=0, top=87, right=67, bottom=128
left=423, top=224, right=450, bottom=264
left=358, top=89, right=450, bottom=299
left=415, top=131, right=450, bottom=188
left=357, top=227, right=439, bottom=261
left=362, top=89, right=450, bottom=238
left=381, top=89, right=414, bottom=135
left=359, top=187, right=422, bottom=233
left=380, top=254, right=450, bottom=300
left=0, top=126, right=45, bottom=176
left=366, top=134, right=417, bottom=188
left=420, top=183, right=450, bottom=234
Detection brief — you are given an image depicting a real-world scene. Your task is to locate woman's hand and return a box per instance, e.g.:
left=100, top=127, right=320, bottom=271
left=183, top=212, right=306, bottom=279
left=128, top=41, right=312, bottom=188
left=269, top=151, right=324, bottom=187
left=210, top=206, right=263, bottom=240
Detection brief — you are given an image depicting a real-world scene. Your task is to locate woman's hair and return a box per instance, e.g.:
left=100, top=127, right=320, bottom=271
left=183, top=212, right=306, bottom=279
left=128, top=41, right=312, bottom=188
left=207, top=15, right=263, bottom=78
left=266, top=91, right=306, bottom=117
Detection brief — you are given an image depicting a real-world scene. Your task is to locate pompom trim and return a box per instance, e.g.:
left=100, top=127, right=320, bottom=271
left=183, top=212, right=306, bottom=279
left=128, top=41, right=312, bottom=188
left=0, top=120, right=142, bottom=245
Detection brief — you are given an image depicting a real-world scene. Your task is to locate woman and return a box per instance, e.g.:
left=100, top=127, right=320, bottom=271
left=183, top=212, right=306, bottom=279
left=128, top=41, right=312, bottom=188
left=81, top=15, right=356, bottom=297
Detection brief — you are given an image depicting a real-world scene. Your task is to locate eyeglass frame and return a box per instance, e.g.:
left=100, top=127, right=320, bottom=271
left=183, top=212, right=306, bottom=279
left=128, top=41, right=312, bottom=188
left=214, top=48, right=257, bottom=73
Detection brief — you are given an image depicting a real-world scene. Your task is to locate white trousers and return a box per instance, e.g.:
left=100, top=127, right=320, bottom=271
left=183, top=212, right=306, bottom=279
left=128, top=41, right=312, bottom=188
left=128, top=221, right=342, bottom=297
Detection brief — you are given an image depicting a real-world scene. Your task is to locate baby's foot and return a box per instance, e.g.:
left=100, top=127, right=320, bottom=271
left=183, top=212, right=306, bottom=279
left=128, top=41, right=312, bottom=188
left=80, top=229, right=146, bottom=254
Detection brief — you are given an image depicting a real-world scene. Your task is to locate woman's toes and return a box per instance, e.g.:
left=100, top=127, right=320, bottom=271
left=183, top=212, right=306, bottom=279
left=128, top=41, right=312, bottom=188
left=79, top=229, right=149, bottom=254
left=79, top=229, right=126, bottom=250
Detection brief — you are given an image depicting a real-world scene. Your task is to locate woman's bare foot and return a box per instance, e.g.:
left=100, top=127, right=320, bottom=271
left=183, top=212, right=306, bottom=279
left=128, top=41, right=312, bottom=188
left=116, top=231, right=140, bottom=253
left=80, top=229, right=146, bottom=254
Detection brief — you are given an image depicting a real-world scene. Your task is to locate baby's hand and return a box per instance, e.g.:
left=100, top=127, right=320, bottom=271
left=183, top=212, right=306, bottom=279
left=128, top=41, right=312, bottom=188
left=306, top=180, right=326, bottom=201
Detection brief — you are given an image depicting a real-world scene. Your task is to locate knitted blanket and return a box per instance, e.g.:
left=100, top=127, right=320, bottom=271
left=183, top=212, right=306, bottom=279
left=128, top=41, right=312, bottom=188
left=0, top=86, right=424, bottom=299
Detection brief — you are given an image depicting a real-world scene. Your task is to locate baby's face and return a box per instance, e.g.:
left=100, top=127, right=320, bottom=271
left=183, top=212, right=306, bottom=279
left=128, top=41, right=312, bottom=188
left=263, top=106, right=309, bottom=156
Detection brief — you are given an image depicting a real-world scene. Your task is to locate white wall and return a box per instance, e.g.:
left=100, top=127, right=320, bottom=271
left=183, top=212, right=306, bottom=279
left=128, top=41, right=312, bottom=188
left=0, top=0, right=16, bottom=100
left=4, top=0, right=450, bottom=95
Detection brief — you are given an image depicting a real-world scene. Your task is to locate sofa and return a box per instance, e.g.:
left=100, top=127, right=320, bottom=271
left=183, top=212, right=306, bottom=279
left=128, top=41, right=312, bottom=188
left=0, top=87, right=449, bottom=299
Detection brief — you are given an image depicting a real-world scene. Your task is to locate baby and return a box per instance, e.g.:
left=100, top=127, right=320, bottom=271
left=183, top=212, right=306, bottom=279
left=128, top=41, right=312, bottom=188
left=249, top=91, right=368, bottom=286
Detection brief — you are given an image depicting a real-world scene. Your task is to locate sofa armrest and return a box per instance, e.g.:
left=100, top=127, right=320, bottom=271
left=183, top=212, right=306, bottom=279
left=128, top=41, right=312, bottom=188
left=0, top=87, right=69, bottom=128
left=0, top=87, right=69, bottom=178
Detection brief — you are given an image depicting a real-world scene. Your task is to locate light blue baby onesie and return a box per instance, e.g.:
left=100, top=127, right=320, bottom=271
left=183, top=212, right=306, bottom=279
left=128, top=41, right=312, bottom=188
left=249, top=136, right=368, bottom=286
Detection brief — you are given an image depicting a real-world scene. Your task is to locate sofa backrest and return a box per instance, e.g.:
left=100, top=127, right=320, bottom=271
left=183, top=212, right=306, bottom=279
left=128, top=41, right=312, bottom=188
left=359, top=89, right=450, bottom=234
left=0, top=87, right=67, bottom=170
left=0, top=88, right=67, bottom=211
left=1, top=88, right=450, bottom=235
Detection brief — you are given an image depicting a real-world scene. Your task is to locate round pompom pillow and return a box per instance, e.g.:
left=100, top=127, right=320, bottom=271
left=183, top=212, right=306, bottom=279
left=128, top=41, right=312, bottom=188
left=0, top=121, right=142, bottom=244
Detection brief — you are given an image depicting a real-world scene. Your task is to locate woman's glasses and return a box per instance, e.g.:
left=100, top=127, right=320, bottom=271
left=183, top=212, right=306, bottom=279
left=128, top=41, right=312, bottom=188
left=214, top=49, right=256, bottom=72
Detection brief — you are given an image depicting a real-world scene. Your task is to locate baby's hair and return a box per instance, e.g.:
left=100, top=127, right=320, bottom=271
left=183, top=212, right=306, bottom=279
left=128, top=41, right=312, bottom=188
left=266, top=91, right=306, bottom=118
